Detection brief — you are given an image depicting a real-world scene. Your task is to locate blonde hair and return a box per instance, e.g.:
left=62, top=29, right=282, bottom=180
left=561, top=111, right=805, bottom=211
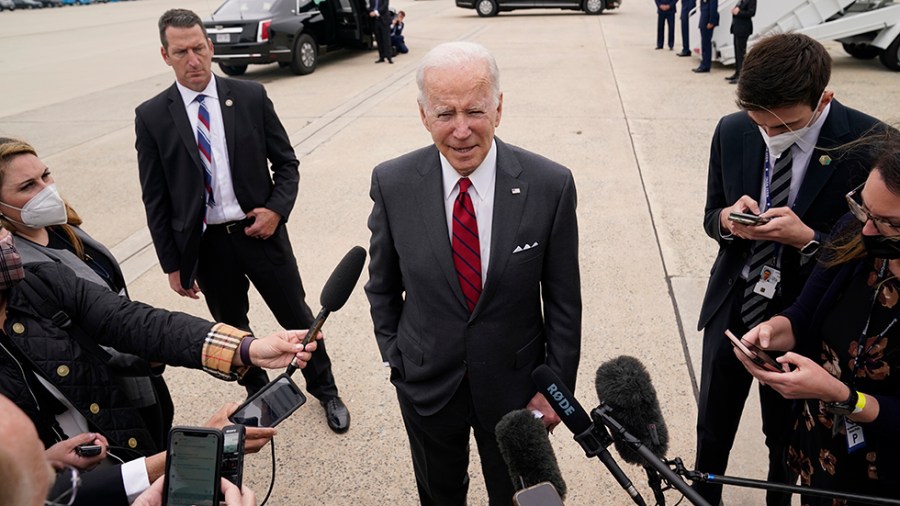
left=0, top=138, right=86, bottom=258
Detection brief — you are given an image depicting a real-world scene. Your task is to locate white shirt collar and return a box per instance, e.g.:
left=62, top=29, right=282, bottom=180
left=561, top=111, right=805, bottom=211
left=795, top=101, right=831, bottom=154
left=175, top=75, right=219, bottom=108
left=441, top=139, right=498, bottom=202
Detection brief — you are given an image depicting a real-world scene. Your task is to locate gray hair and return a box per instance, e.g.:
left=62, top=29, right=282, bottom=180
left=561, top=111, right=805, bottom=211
left=416, top=42, right=501, bottom=109
left=158, top=8, right=208, bottom=49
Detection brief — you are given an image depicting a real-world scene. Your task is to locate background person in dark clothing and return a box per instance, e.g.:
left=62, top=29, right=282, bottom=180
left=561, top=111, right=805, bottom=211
left=656, top=0, right=677, bottom=50
left=727, top=0, right=756, bottom=83
left=678, top=0, right=696, bottom=57
left=370, top=0, right=392, bottom=63
left=693, top=0, right=719, bottom=72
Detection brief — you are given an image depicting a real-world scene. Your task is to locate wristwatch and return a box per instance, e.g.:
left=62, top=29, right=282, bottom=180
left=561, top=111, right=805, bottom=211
left=824, top=387, right=867, bottom=415
left=800, top=232, right=823, bottom=256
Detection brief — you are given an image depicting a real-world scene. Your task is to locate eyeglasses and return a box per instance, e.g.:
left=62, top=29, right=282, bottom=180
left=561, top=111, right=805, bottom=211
left=45, top=466, right=80, bottom=506
left=845, top=183, right=900, bottom=237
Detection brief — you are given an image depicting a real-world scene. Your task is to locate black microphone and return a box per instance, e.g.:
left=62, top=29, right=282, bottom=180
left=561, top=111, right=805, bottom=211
left=495, top=409, right=566, bottom=499
left=595, top=355, right=669, bottom=464
left=596, top=356, right=671, bottom=506
left=532, top=365, right=646, bottom=506
left=285, top=246, right=366, bottom=376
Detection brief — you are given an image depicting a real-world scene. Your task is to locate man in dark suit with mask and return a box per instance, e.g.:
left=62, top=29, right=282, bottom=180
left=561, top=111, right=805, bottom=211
left=695, top=33, right=883, bottom=505
left=134, top=8, right=350, bottom=433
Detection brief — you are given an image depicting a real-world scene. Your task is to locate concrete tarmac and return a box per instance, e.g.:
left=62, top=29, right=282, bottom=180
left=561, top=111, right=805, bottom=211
left=1, top=0, right=899, bottom=504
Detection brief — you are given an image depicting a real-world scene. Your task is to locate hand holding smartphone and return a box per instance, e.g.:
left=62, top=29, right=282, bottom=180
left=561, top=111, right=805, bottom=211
left=726, top=329, right=785, bottom=373
left=163, top=427, right=223, bottom=506
left=728, top=212, right=771, bottom=226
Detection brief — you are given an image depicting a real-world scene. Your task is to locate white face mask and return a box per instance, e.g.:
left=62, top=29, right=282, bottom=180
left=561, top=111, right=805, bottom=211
left=0, top=183, right=68, bottom=228
left=757, top=93, right=826, bottom=159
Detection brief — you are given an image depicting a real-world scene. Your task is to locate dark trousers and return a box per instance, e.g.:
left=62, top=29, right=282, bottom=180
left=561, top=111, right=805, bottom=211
left=693, top=283, right=794, bottom=506
left=733, top=33, right=749, bottom=77
left=374, top=21, right=392, bottom=60
left=699, top=22, right=714, bottom=70
left=397, top=379, right=515, bottom=506
left=196, top=221, right=338, bottom=400
left=657, top=11, right=676, bottom=49
left=680, top=0, right=695, bottom=53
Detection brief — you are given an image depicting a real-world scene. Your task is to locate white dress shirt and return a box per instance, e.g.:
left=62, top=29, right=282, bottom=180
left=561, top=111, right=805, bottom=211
left=175, top=76, right=245, bottom=224
left=441, top=140, right=497, bottom=286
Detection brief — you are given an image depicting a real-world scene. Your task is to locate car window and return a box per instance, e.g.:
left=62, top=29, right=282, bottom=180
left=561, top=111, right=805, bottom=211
left=214, top=0, right=304, bottom=17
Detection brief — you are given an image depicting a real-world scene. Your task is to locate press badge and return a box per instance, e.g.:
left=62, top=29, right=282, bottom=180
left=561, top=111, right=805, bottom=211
left=845, top=418, right=866, bottom=453
left=752, top=266, right=781, bottom=299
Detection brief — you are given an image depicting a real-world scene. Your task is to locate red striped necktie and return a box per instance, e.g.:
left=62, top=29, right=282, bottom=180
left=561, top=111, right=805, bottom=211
left=452, top=178, right=482, bottom=312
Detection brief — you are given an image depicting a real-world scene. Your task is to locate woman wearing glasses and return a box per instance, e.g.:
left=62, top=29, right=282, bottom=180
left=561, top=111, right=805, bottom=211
left=738, top=132, right=900, bottom=503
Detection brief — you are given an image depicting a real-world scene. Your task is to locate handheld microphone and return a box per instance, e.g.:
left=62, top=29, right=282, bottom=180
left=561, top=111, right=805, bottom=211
left=532, top=365, right=646, bottom=506
left=595, top=355, right=669, bottom=464
left=286, top=246, right=366, bottom=376
left=495, top=409, right=567, bottom=499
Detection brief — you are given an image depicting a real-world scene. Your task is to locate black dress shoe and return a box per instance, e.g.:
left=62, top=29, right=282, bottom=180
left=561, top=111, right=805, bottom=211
left=677, top=50, right=691, bottom=57
left=375, top=59, right=385, bottom=63
left=655, top=46, right=663, bottom=50
left=321, top=397, right=350, bottom=433
left=692, top=67, right=710, bottom=73
left=388, top=58, right=393, bottom=64
left=724, top=73, right=738, bottom=81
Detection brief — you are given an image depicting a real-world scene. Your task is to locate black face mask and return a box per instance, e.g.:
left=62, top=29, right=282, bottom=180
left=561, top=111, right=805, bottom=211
left=862, top=234, right=900, bottom=260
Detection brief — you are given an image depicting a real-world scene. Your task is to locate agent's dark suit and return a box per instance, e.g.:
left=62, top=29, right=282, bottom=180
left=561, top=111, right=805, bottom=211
left=698, top=0, right=719, bottom=70
left=696, top=100, right=880, bottom=505
left=134, top=76, right=338, bottom=400
left=730, top=0, right=756, bottom=77
left=366, top=138, right=581, bottom=505
left=370, top=0, right=392, bottom=61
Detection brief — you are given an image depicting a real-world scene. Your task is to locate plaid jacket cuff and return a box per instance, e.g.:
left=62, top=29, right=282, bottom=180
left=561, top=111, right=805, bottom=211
left=202, top=323, right=251, bottom=380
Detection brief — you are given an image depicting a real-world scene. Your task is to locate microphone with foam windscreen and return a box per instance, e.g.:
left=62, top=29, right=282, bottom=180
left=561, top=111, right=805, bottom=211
left=285, top=246, right=366, bottom=376
left=595, top=355, right=669, bottom=464
left=495, top=409, right=567, bottom=499
left=596, top=355, right=670, bottom=505
left=532, top=365, right=646, bottom=506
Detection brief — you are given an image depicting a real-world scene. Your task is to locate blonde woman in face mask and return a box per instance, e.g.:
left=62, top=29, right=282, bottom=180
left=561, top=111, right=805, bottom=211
left=0, top=138, right=127, bottom=297
left=0, top=137, right=179, bottom=455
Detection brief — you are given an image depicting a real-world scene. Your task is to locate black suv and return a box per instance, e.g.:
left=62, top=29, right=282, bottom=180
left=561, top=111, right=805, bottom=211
left=204, top=0, right=374, bottom=76
left=456, top=0, right=619, bottom=16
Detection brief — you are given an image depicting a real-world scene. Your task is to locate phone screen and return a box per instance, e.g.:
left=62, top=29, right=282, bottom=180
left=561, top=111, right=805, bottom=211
left=229, top=374, right=307, bottom=427
left=513, top=482, right=565, bottom=506
left=223, top=430, right=241, bottom=454
left=165, top=430, right=221, bottom=506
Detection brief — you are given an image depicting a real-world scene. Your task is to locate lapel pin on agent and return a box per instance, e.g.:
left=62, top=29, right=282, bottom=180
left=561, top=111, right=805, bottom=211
left=511, top=188, right=521, bottom=194
left=819, top=154, right=832, bottom=166
left=225, top=99, right=234, bottom=107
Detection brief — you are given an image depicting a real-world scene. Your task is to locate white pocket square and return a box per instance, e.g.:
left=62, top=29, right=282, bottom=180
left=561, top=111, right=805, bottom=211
left=513, top=242, right=539, bottom=254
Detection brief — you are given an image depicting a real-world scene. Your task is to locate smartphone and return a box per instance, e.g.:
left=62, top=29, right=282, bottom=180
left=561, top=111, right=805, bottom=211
left=513, top=482, right=565, bottom=506
left=725, top=329, right=784, bottom=373
left=163, top=427, right=223, bottom=506
left=221, top=425, right=245, bottom=488
left=228, top=373, right=307, bottom=427
left=728, top=211, right=771, bottom=226
left=75, top=444, right=102, bottom=458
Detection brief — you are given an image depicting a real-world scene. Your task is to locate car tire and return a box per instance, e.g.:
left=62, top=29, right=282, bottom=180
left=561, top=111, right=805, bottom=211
left=583, top=0, right=604, bottom=14
left=879, top=34, right=900, bottom=71
left=289, top=33, right=318, bottom=75
left=476, top=0, right=497, bottom=17
left=841, top=42, right=879, bottom=60
left=218, top=63, right=248, bottom=76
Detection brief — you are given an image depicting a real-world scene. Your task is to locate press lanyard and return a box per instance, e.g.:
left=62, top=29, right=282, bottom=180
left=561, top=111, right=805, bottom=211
left=852, top=260, right=898, bottom=380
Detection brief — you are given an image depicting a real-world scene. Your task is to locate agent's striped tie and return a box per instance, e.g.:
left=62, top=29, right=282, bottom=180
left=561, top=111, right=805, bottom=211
left=196, top=94, right=216, bottom=208
left=740, top=149, right=793, bottom=327
left=452, top=178, right=482, bottom=312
